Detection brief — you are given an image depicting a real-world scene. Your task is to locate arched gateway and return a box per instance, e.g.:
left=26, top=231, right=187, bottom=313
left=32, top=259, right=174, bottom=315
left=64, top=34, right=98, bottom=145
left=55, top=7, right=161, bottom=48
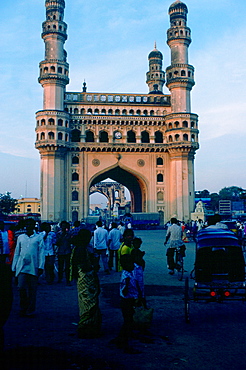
left=35, top=0, right=199, bottom=223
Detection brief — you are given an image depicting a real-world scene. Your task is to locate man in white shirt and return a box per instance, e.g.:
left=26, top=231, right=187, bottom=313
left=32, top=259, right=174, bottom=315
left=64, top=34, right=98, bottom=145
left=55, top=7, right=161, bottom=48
left=94, top=220, right=110, bottom=274
left=12, top=218, right=45, bottom=317
left=164, top=218, right=183, bottom=275
left=108, top=222, right=122, bottom=271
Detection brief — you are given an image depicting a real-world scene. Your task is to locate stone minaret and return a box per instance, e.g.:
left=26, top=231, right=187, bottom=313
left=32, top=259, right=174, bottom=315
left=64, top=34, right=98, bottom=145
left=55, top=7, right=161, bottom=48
left=165, top=0, right=199, bottom=221
left=166, top=0, right=195, bottom=112
left=146, top=43, right=165, bottom=94
left=35, top=0, right=70, bottom=222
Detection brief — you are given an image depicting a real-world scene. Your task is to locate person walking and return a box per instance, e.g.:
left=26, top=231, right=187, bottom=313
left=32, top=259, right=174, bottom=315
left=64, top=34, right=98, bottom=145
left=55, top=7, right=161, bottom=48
left=164, top=218, right=183, bottom=275
left=93, top=221, right=110, bottom=274
left=12, top=218, right=45, bottom=317
left=56, top=221, right=72, bottom=285
left=118, top=228, right=134, bottom=272
left=0, top=221, right=15, bottom=352
left=70, top=228, right=101, bottom=338
left=40, top=222, right=56, bottom=284
left=108, top=222, right=121, bottom=271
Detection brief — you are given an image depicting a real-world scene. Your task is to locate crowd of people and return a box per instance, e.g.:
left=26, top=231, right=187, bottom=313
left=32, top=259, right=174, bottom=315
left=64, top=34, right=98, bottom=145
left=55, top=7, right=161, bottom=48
left=0, top=218, right=148, bottom=354
left=2, top=214, right=246, bottom=354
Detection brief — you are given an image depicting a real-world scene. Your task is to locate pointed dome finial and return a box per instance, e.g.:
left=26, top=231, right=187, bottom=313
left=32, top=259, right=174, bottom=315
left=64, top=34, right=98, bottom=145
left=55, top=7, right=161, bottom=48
left=82, top=80, right=87, bottom=92
left=154, top=41, right=157, bottom=50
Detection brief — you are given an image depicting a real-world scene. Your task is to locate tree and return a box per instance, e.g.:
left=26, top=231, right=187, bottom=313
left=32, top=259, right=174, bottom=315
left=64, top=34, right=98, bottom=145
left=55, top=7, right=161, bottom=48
left=195, top=189, right=210, bottom=198
left=210, top=193, right=220, bottom=212
left=0, top=192, right=18, bottom=214
left=219, top=186, right=245, bottom=201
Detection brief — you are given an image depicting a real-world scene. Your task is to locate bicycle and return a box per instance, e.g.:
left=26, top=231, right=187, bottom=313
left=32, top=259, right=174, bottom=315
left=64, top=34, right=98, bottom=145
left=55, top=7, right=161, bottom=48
left=175, top=246, right=185, bottom=281
left=166, top=246, right=185, bottom=281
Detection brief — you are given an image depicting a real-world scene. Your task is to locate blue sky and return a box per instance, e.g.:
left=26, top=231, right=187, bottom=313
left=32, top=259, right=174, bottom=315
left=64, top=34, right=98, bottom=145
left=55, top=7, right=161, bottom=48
left=1, top=0, right=246, bottom=200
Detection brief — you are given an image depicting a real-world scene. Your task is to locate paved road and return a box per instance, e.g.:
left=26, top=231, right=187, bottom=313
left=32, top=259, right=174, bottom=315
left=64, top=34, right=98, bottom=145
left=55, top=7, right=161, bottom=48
left=3, top=229, right=246, bottom=370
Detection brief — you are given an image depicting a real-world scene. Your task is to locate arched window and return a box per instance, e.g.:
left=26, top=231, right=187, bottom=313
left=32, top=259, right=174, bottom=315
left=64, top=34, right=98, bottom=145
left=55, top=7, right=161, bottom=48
left=157, top=191, right=164, bottom=202
left=58, top=119, right=63, bottom=126
left=72, top=172, right=79, bottom=181
left=191, top=134, right=195, bottom=142
left=175, top=134, right=180, bottom=141
left=87, top=108, right=92, bottom=115
left=72, top=191, right=79, bottom=201
left=48, top=118, right=55, bottom=125
left=136, top=110, right=141, bottom=116
left=85, top=130, right=94, bottom=142
left=168, top=123, right=172, bottom=129
left=41, top=119, right=45, bottom=126
left=157, top=174, right=163, bottom=182
left=36, top=133, right=39, bottom=141
left=71, top=129, right=80, bottom=142
left=122, top=109, right=127, bottom=115
left=191, top=121, right=195, bottom=128
left=40, top=132, right=45, bottom=140
left=155, top=131, right=163, bottom=143
left=58, top=67, right=62, bottom=73
left=74, top=108, right=78, bottom=114
left=141, top=131, right=150, bottom=143
left=48, top=132, right=54, bottom=140
left=150, top=110, right=154, bottom=116
left=174, top=121, right=179, bottom=128
left=169, top=135, right=173, bottom=142
left=143, top=110, right=148, bottom=116
left=50, top=66, right=55, bottom=73
left=181, top=70, right=186, bottom=76
left=156, top=157, right=163, bottom=166
left=58, top=132, right=63, bottom=140
left=183, top=134, right=189, bottom=141
left=94, top=109, right=99, bottom=114
left=72, top=156, right=79, bottom=165
left=101, top=109, right=106, bottom=115
left=127, top=130, right=136, bottom=143
left=108, top=109, right=113, bottom=115
left=129, top=109, right=134, bottom=115
left=183, top=121, right=188, bottom=128
left=115, top=109, right=120, bottom=115
left=99, top=131, right=109, bottom=143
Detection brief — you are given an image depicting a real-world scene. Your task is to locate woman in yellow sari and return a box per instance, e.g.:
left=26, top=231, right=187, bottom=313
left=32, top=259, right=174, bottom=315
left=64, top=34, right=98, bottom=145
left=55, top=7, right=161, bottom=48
left=70, top=229, right=101, bottom=338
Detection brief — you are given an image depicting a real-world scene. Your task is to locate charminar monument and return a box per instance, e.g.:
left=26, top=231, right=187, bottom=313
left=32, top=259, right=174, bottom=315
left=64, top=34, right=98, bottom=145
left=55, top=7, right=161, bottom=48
left=35, top=0, right=199, bottom=223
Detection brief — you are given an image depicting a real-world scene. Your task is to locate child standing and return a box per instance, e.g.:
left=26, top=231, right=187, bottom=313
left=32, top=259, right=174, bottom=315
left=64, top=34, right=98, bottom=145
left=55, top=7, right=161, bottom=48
left=111, top=254, right=142, bottom=354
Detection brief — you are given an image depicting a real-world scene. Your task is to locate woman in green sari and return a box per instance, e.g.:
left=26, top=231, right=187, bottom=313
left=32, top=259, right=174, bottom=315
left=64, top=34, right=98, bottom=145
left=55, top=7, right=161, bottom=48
left=70, top=228, right=101, bottom=338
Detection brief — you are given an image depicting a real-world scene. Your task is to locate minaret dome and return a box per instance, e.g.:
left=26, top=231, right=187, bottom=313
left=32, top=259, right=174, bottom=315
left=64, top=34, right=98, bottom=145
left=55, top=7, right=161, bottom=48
left=146, top=43, right=165, bottom=94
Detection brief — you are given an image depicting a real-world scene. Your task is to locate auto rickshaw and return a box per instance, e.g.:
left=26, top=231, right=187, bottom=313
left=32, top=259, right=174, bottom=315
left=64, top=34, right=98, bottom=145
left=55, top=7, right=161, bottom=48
left=184, top=228, right=246, bottom=322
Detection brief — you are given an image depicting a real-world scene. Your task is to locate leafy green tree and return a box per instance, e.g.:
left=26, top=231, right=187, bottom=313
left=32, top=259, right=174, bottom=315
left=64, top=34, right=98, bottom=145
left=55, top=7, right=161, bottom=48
left=219, top=186, right=245, bottom=201
left=210, top=193, right=220, bottom=212
left=0, top=192, right=18, bottom=214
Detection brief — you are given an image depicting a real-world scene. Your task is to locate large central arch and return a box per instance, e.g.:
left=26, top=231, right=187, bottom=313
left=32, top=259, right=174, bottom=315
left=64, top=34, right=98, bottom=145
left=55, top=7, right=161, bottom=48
left=90, top=166, right=145, bottom=212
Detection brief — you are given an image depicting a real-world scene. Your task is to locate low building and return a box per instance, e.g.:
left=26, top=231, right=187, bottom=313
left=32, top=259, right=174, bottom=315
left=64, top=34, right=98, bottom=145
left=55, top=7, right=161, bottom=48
left=16, top=198, right=40, bottom=214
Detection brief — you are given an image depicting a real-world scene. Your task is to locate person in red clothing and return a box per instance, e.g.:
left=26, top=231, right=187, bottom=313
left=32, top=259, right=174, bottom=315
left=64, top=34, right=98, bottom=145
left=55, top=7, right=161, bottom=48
left=0, top=220, right=15, bottom=353
left=0, top=221, right=15, bottom=264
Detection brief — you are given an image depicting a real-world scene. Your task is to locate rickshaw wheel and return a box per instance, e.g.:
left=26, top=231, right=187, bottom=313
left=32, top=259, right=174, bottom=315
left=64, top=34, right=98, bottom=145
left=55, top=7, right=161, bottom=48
left=184, top=277, right=190, bottom=323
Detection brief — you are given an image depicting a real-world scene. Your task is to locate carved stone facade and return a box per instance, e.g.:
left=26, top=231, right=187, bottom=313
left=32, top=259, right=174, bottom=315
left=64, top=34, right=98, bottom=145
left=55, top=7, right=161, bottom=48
left=35, top=0, right=199, bottom=223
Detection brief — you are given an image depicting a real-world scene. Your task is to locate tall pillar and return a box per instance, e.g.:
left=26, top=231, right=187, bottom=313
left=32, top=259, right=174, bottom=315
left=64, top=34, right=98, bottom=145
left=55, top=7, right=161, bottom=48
left=165, top=1, right=199, bottom=221
left=35, top=0, right=70, bottom=222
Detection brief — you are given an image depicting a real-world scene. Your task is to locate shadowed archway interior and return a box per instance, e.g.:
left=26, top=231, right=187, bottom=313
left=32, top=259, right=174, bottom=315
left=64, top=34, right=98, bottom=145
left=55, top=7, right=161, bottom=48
left=90, top=166, right=143, bottom=212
